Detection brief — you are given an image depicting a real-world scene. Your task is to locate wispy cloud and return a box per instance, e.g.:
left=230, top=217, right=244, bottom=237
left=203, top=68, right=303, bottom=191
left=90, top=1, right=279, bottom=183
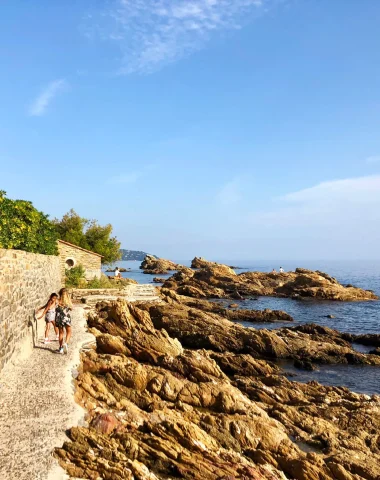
left=216, top=178, right=242, bottom=205
left=108, top=172, right=140, bottom=184
left=89, top=0, right=277, bottom=74
left=28, top=79, right=67, bottom=117
left=366, top=155, right=380, bottom=164
left=251, top=175, right=380, bottom=228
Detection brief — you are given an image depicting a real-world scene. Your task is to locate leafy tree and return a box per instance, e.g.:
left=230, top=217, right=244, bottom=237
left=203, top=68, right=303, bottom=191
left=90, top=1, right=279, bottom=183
left=85, top=220, right=121, bottom=264
left=0, top=190, right=58, bottom=255
left=53, top=209, right=89, bottom=248
left=54, top=210, right=121, bottom=264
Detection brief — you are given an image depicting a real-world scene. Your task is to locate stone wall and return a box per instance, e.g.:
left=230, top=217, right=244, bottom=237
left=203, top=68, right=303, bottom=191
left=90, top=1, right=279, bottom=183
left=58, top=241, right=102, bottom=282
left=0, top=248, right=61, bottom=371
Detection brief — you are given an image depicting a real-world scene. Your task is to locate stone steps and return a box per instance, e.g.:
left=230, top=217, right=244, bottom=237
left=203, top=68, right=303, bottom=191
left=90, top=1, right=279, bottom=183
left=79, top=284, right=161, bottom=306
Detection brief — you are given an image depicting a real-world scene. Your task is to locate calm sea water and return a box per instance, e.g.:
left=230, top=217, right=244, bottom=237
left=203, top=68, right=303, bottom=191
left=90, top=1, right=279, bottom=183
left=105, top=259, right=380, bottom=394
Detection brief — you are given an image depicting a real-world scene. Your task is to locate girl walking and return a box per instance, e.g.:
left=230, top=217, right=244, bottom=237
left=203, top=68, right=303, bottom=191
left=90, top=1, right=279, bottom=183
left=36, top=293, right=59, bottom=344
left=55, top=288, right=73, bottom=354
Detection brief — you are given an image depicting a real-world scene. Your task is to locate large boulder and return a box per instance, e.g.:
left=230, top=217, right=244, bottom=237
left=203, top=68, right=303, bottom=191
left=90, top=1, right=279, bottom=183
left=140, top=254, right=182, bottom=274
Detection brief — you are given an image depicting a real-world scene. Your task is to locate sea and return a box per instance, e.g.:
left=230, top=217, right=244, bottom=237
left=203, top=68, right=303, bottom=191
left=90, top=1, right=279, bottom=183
left=103, top=259, right=380, bottom=395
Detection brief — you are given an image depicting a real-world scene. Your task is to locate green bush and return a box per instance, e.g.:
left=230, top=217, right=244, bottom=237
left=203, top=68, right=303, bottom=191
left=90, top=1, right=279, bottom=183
left=0, top=190, right=58, bottom=255
left=66, top=268, right=136, bottom=290
left=65, top=264, right=87, bottom=288
left=87, top=274, right=127, bottom=289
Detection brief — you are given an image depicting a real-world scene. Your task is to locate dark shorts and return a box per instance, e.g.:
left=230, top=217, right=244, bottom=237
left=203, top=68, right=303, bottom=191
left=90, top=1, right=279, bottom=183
left=55, top=317, right=71, bottom=328
left=55, top=307, right=72, bottom=328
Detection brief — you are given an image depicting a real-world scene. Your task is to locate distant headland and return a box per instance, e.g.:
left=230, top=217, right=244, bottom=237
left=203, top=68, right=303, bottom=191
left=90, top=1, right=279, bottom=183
left=120, top=249, right=158, bottom=261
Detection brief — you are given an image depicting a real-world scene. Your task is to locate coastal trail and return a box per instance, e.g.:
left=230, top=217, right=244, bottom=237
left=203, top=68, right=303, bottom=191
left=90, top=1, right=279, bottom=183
left=0, top=284, right=159, bottom=480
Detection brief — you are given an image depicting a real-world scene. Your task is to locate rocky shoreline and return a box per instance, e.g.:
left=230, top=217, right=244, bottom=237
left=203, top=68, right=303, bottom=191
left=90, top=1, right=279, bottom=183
left=55, top=283, right=380, bottom=479
left=141, top=256, right=378, bottom=302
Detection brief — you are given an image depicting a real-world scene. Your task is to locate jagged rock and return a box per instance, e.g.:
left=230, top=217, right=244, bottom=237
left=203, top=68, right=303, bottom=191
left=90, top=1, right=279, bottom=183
left=293, top=359, right=316, bottom=371
left=152, top=277, right=166, bottom=283
left=140, top=254, right=183, bottom=274
left=369, top=347, right=380, bottom=355
left=191, top=256, right=218, bottom=268
left=55, top=298, right=380, bottom=480
left=96, top=333, right=131, bottom=356
left=146, top=293, right=380, bottom=366
left=164, top=259, right=378, bottom=301
left=345, top=333, right=380, bottom=347
left=164, top=291, right=294, bottom=323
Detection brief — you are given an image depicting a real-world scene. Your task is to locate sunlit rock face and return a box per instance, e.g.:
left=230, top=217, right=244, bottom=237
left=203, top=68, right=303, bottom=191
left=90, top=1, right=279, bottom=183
left=164, top=259, right=379, bottom=301
left=55, top=298, right=380, bottom=480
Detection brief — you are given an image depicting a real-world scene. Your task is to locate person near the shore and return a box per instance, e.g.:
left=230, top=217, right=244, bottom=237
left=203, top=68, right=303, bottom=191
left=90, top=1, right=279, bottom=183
left=55, top=288, right=73, bottom=355
left=279, top=266, right=284, bottom=273
left=272, top=269, right=277, bottom=273
left=115, top=267, right=121, bottom=278
left=35, top=293, right=59, bottom=344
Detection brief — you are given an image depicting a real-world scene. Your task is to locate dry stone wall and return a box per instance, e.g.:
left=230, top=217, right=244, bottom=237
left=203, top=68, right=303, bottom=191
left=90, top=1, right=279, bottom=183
left=0, top=248, right=61, bottom=371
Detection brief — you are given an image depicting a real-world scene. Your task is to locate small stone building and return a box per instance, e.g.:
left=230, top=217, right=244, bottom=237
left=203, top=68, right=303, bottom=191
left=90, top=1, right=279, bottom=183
left=57, top=240, right=102, bottom=282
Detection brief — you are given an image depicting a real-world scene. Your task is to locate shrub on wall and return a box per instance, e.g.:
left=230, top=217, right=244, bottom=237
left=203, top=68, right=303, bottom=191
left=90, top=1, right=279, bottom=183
left=0, top=191, right=58, bottom=255
left=65, top=264, right=87, bottom=288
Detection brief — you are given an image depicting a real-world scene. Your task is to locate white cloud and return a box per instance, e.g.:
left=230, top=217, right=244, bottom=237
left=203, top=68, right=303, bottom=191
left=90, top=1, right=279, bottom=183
left=89, top=0, right=275, bottom=74
left=108, top=172, right=140, bottom=184
left=282, top=175, right=380, bottom=204
left=251, top=175, right=380, bottom=228
left=28, top=79, right=67, bottom=116
left=366, top=155, right=380, bottom=164
left=216, top=178, right=242, bottom=205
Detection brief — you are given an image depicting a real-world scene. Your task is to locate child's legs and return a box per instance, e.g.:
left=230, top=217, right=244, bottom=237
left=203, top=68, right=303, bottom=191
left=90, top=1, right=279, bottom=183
left=52, top=321, right=59, bottom=336
left=59, top=327, right=64, bottom=347
left=44, top=321, right=50, bottom=339
left=65, top=325, right=72, bottom=344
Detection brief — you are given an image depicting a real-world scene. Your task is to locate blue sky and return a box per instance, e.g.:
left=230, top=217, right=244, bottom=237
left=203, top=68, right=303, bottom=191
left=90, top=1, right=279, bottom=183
left=1, top=0, right=380, bottom=260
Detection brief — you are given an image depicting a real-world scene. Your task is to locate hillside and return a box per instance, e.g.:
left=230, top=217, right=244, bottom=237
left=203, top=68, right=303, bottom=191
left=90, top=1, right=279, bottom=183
left=120, top=249, right=158, bottom=261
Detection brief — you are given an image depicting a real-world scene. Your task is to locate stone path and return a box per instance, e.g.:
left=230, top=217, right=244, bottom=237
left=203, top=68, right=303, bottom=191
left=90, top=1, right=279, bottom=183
left=0, top=285, right=160, bottom=480
left=0, top=307, right=93, bottom=480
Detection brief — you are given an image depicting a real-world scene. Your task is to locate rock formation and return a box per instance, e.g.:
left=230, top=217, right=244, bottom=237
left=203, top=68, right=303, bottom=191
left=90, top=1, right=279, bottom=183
left=106, top=267, right=129, bottom=272
left=164, top=261, right=378, bottom=301
left=191, top=256, right=242, bottom=270
left=55, top=296, right=380, bottom=480
left=161, top=289, right=294, bottom=323
left=140, top=254, right=183, bottom=274
left=153, top=277, right=167, bottom=283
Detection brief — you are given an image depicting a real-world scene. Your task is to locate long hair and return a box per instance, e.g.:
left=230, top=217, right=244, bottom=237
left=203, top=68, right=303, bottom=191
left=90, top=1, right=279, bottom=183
left=41, top=293, right=58, bottom=311
left=59, top=288, right=73, bottom=308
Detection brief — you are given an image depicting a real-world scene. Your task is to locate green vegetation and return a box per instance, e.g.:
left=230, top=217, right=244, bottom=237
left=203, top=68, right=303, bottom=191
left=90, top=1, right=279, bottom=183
left=65, top=264, right=87, bottom=288
left=54, top=209, right=121, bottom=264
left=0, top=191, right=58, bottom=255
left=87, top=274, right=127, bottom=289
left=65, top=263, right=132, bottom=289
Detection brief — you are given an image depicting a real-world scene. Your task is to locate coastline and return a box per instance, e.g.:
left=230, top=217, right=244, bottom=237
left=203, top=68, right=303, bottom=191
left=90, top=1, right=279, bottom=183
left=54, top=294, right=380, bottom=480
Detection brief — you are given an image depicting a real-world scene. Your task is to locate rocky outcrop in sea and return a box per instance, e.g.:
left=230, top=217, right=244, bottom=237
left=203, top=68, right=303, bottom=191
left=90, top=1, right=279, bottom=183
left=140, top=254, right=183, bottom=274
left=164, top=259, right=378, bottom=301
